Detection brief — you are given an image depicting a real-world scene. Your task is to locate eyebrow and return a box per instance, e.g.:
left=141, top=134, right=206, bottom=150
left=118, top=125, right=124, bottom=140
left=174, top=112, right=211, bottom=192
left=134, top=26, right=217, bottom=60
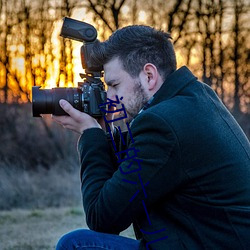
left=105, top=79, right=118, bottom=87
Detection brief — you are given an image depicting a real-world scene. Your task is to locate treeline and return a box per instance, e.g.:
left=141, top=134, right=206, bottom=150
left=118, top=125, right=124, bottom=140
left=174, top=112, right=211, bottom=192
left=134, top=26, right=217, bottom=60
left=0, top=103, right=79, bottom=170
left=0, top=0, right=249, bottom=115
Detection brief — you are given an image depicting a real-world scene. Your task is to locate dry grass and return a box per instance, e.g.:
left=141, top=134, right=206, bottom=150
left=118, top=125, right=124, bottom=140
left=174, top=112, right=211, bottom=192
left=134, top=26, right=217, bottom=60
left=0, top=103, right=248, bottom=249
left=0, top=162, right=82, bottom=210
left=0, top=103, right=81, bottom=210
left=0, top=207, right=83, bottom=250
left=0, top=103, right=134, bottom=249
left=0, top=206, right=135, bottom=250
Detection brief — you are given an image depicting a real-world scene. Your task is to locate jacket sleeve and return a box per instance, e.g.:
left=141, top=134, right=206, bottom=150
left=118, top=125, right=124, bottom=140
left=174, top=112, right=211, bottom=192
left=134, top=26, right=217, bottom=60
left=78, top=111, right=186, bottom=234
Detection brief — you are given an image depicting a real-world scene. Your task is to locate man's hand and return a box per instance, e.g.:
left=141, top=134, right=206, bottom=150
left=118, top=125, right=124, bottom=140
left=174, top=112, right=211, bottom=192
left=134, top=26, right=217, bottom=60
left=52, top=99, right=101, bottom=134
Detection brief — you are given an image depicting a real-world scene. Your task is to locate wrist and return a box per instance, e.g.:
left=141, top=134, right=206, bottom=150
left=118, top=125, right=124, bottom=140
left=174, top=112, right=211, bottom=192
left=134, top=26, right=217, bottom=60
left=80, top=120, right=102, bottom=134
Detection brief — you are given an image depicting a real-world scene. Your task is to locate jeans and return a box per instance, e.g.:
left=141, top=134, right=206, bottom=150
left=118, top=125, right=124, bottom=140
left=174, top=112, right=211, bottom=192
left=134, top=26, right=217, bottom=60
left=56, top=229, right=141, bottom=250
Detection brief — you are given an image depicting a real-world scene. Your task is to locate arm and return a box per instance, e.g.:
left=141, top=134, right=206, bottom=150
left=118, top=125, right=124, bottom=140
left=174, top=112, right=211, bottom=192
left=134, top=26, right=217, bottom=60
left=79, top=110, right=186, bottom=234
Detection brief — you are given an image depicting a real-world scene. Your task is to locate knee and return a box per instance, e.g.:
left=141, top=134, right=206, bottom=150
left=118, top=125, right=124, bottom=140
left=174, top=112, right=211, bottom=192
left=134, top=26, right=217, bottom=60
left=55, top=229, right=88, bottom=250
left=56, top=232, right=71, bottom=250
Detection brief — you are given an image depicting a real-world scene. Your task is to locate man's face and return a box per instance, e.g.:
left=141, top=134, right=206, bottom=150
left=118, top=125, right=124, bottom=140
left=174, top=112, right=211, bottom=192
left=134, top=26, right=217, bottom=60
left=104, top=57, right=150, bottom=123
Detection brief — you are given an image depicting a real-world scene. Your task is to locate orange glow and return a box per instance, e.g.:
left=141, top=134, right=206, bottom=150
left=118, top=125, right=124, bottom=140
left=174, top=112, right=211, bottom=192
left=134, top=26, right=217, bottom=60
left=176, top=50, right=186, bottom=68
left=2, top=11, right=100, bottom=104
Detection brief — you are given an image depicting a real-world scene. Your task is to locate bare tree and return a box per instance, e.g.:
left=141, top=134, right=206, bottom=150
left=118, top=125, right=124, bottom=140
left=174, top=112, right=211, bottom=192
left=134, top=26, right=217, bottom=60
left=84, top=0, right=126, bottom=35
left=169, top=0, right=249, bottom=114
left=230, top=0, right=249, bottom=116
left=0, top=0, right=31, bottom=102
left=0, top=0, right=9, bottom=102
left=0, top=0, right=249, bottom=115
left=55, top=0, right=79, bottom=87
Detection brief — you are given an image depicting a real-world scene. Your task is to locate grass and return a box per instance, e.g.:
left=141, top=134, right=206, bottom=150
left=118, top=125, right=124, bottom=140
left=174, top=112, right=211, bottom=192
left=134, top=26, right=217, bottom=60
left=0, top=206, right=135, bottom=250
left=0, top=104, right=135, bottom=249
left=0, top=103, right=248, bottom=249
left=0, top=164, right=135, bottom=250
left=0, top=163, right=82, bottom=210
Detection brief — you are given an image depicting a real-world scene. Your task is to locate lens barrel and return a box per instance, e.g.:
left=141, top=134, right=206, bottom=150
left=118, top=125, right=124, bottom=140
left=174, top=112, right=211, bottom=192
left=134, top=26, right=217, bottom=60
left=32, top=86, right=82, bottom=117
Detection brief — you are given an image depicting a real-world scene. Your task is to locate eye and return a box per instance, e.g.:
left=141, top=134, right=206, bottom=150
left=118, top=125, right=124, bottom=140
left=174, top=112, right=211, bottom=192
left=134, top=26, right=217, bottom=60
left=112, top=83, right=119, bottom=88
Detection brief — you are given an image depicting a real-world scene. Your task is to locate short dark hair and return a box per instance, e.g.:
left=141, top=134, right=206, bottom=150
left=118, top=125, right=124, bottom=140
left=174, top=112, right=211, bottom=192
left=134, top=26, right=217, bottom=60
left=91, top=25, right=177, bottom=80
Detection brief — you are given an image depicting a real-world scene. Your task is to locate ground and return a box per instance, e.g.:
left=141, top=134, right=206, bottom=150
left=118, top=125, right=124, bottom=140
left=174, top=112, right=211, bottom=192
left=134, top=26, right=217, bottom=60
left=0, top=207, right=135, bottom=250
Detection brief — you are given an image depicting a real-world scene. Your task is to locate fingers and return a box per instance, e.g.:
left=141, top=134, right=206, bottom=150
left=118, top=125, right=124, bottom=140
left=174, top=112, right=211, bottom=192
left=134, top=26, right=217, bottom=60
left=52, top=99, right=101, bottom=134
left=52, top=114, right=70, bottom=127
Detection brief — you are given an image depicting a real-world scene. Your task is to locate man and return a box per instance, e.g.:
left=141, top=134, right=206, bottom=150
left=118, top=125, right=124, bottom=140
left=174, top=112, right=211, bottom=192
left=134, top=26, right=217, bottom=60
left=53, top=25, right=250, bottom=249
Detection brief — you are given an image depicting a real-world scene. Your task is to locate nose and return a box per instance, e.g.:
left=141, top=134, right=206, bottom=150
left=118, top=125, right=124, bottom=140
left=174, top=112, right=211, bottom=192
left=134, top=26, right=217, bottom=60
left=107, top=88, right=116, bottom=101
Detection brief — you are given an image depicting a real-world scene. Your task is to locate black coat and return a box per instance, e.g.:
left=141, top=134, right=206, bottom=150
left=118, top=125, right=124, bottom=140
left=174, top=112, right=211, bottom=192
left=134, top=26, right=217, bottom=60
left=78, top=66, right=250, bottom=249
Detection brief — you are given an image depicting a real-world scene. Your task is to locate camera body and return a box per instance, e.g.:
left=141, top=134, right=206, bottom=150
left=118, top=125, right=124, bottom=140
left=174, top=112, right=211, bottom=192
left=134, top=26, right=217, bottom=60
left=76, top=80, right=106, bottom=117
left=32, top=17, right=106, bottom=118
left=32, top=80, right=106, bottom=118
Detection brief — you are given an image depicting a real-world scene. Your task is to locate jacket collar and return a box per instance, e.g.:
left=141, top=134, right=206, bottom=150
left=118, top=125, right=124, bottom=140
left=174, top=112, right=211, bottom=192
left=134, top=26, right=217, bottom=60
left=148, top=66, right=197, bottom=108
left=131, top=66, right=197, bottom=125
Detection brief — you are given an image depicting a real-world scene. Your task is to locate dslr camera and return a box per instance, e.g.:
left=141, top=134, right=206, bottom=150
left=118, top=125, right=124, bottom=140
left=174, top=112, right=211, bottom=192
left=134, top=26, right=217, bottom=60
left=32, top=17, right=106, bottom=118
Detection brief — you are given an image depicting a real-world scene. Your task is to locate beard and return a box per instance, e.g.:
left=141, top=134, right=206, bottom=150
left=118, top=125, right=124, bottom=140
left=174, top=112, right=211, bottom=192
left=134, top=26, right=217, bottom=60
left=125, top=80, right=150, bottom=123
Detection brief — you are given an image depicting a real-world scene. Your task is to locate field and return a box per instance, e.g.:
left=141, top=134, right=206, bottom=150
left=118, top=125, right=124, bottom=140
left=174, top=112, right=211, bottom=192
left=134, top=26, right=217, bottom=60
left=0, top=207, right=84, bottom=250
left=0, top=103, right=134, bottom=249
left=0, top=103, right=249, bottom=249
left=0, top=206, right=135, bottom=250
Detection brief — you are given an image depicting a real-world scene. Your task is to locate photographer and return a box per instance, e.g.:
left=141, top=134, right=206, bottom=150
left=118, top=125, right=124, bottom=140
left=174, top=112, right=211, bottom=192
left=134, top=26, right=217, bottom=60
left=53, top=25, right=250, bottom=249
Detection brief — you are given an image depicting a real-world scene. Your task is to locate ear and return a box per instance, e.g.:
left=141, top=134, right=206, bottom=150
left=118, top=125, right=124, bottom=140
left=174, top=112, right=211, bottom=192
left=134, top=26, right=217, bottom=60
left=142, top=63, right=159, bottom=91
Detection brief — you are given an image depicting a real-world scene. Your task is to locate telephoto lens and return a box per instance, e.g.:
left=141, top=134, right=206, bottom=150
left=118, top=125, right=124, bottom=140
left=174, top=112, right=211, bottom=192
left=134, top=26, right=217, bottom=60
left=32, top=86, right=82, bottom=117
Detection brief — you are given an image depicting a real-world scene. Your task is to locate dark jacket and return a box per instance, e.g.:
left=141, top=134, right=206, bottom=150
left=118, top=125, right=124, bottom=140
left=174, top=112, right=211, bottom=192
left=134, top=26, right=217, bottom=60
left=78, top=66, right=250, bottom=249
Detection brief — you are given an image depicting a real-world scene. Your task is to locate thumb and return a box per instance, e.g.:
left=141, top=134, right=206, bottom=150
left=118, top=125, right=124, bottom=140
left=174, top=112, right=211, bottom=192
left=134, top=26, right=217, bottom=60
left=59, top=99, right=88, bottom=121
left=59, top=99, right=72, bottom=114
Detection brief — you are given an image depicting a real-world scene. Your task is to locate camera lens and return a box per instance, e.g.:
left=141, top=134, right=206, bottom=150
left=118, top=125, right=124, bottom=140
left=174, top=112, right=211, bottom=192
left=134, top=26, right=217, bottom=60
left=32, top=86, right=82, bottom=117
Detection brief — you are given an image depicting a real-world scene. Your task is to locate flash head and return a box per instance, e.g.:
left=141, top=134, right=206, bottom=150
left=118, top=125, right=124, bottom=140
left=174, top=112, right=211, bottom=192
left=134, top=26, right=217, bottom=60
left=60, top=17, right=97, bottom=42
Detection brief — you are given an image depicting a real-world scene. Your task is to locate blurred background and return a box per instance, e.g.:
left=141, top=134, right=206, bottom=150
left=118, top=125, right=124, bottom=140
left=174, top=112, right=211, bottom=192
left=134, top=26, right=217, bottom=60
left=0, top=0, right=249, bottom=211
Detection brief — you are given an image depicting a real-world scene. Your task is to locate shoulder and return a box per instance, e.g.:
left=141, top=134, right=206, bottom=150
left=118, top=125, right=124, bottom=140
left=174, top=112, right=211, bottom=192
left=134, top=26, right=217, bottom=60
left=130, top=105, right=178, bottom=143
left=134, top=97, right=188, bottom=128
